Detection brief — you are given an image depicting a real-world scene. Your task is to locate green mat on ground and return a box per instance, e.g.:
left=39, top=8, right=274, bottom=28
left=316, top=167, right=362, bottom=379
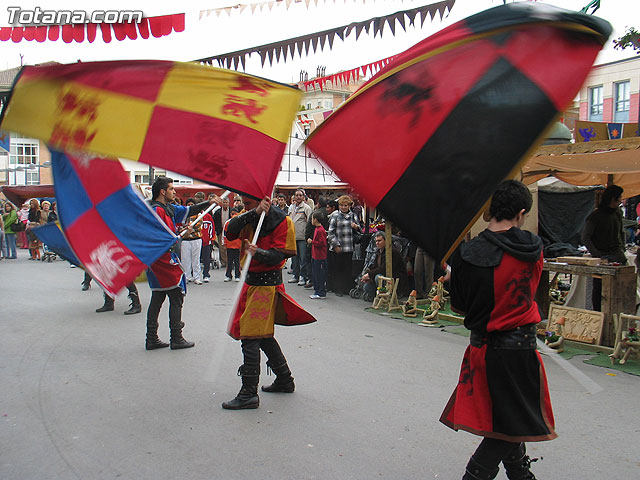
left=364, top=306, right=460, bottom=327
left=583, top=353, right=640, bottom=376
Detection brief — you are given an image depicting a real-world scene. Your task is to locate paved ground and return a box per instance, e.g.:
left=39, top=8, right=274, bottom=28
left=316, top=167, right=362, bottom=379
left=1, top=250, right=639, bottom=479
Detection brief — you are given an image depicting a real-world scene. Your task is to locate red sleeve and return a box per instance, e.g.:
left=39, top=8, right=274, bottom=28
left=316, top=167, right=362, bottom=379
left=154, top=205, right=176, bottom=233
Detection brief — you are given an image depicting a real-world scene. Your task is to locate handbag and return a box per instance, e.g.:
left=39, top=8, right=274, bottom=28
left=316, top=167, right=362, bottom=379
left=12, top=220, right=25, bottom=232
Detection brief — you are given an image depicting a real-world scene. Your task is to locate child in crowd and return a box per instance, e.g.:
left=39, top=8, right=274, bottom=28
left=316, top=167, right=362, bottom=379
left=308, top=211, right=327, bottom=299
left=223, top=207, right=242, bottom=282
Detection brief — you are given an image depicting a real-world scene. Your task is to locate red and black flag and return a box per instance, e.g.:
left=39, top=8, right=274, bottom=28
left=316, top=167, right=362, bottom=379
left=306, top=3, right=611, bottom=262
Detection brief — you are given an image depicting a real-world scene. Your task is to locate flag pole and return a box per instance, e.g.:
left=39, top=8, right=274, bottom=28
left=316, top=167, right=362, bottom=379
left=226, top=210, right=267, bottom=334
left=179, top=190, right=231, bottom=238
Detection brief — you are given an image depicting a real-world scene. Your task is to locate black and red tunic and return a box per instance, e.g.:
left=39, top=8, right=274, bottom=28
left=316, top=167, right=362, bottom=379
left=440, top=227, right=557, bottom=443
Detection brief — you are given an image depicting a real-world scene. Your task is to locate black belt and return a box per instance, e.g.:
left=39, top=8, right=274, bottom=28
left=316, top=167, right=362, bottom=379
left=470, top=324, right=537, bottom=350
left=246, top=270, right=283, bottom=286
left=182, top=238, right=201, bottom=241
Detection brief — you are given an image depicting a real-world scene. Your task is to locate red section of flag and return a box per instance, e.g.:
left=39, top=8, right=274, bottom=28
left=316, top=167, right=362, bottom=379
left=139, top=106, right=285, bottom=199
left=23, top=27, right=35, bottom=41
left=66, top=208, right=146, bottom=297
left=35, top=26, right=47, bottom=42
left=501, top=26, right=601, bottom=111
left=19, top=60, right=173, bottom=103
left=86, top=23, right=97, bottom=43
left=99, top=23, right=112, bottom=43
left=62, top=24, right=73, bottom=43
left=68, top=155, right=131, bottom=206
left=48, top=25, right=59, bottom=41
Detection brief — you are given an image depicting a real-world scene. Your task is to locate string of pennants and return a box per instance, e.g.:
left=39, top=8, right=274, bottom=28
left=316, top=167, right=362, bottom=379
left=195, top=0, right=455, bottom=69
left=199, top=0, right=426, bottom=19
left=301, top=54, right=397, bottom=91
left=0, top=14, right=185, bottom=43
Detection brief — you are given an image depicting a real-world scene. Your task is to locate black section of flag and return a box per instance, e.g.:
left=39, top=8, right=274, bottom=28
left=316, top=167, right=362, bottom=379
left=377, top=58, right=557, bottom=261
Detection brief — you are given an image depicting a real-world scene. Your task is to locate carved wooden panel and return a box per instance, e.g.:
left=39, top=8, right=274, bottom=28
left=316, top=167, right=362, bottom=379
left=548, top=305, right=605, bottom=345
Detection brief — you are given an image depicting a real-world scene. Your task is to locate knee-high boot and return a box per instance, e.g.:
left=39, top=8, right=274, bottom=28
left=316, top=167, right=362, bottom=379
left=462, top=456, right=499, bottom=480
left=124, top=289, right=142, bottom=315
left=222, top=365, right=260, bottom=410
left=96, top=293, right=115, bottom=313
left=503, top=444, right=538, bottom=480
left=145, top=293, right=169, bottom=350
left=261, top=360, right=295, bottom=393
left=168, top=289, right=194, bottom=349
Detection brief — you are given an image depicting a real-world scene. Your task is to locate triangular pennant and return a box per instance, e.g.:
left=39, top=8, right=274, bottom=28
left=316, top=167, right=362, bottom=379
left=336, top=28, right=345, bottom=41
left=296, top=40, right=305, bottom=57
left=355, top=23, right=365, bottom=40
left=311, top=36, right=319, bottom=53
left=327, top=31, right=336, bottom=49
left=251, top=4, right=258, bottom=13
left=319, top=33, right=326, bottom=51
left=240, top=55, right=246, bottom=71
left=304, top=38, right=311, bottom=55
left=286, top=0, right=294, bottom=8
left=372, top=19, right=380, bottom=38
left=305, top=0, right=311, bottom=8
left=239, top=5, right=247, bottom=14
left=268, top=2, right=276, bottom=11
left=397, top=13, right=406, bottom=32
left=260, top=50, right=268, bottom=67
left=225, top=7, right=233, bottom=16
left=233, top=56, right=240, bottom=70
left=275, top=45, right=282, bottom=62
left=267, top=48, right=275, bottom=65
left=406, top=10, right=418, bottom=26
left=386, top=16, right=396, bottom=36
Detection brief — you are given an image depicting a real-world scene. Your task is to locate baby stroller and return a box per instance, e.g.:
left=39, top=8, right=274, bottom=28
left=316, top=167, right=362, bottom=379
left=210, top=240, right=221, bottom=269
left=41, top=243, right=58, bottom=262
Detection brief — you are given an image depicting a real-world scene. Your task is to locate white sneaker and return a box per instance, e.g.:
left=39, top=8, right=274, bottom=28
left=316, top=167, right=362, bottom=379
left=297, top=279, right=306, bottom=286
left=203, top=277, right=210, bottom=283
left=288, top=278, right=299, bottom=283
left=234, top=277, right=240, bottom=282
left=309, top=294, right=327, bottom=299
left=224, top=277, right=232, bottom=282
left=194, top=279, right=203, bottom=285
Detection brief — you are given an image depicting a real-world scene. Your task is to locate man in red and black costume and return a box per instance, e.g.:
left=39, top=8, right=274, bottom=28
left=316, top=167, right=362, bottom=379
left=222, top=196, right=316, bottom=410
left=440, top=180, right=556, bottom=480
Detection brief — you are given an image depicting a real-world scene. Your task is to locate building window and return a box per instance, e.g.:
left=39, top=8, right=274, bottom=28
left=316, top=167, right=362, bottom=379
left=317, top=101, right=322, bottom=108
left=304, top=126, right=310, bottom=136
left=9, top=138, right=39, bottom=185
left=614, top=80, right=630, bottom=122
left=295, top=167, right=299, bottom=172
left=589, top=85, right=603, bottom=121
left=306, top=102, right=311, bottom=109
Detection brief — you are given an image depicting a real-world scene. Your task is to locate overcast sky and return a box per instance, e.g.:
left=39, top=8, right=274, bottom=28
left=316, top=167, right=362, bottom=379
left=0, top=0, right=638, bottom=82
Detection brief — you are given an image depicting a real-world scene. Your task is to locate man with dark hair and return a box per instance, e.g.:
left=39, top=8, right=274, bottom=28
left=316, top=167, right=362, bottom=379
left=441, top=179, right=555, bottom=480
left=361, top=231, right=408, bottom=298
left=145, top=176, right=220, bottom=350
left=222, top=196, right=316, bottom=410
left=581, top=184, right=627, bottom=310
left=275, top=193, right=288, bottom=213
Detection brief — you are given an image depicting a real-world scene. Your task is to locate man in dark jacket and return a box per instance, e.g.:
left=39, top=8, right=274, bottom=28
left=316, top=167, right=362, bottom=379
left=361, top=231, right=408, bottom=298
left=581, top=184, right=627, bottom=310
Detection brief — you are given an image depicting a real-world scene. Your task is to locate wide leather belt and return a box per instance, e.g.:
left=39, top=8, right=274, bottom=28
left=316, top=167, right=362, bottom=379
left=246, top=269, right=282, bottom=286
left=470, top=324, right=537, bottom=350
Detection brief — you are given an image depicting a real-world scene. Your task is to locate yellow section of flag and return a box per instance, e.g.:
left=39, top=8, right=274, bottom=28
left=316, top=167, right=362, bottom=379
left=157, top=63, right=300, bottom=144
left=2, top=78, right=153, bottom=160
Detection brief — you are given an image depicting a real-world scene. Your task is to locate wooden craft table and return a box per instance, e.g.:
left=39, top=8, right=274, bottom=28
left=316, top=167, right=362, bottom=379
left=536, top=261, right=637, bottom=347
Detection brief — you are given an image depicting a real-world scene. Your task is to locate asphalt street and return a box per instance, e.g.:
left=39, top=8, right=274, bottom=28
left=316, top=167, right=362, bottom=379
left=1, top=251, right=639, bottom=479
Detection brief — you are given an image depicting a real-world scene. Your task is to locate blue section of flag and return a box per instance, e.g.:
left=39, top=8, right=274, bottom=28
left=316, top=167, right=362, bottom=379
left=51, top=151, right=93, bottom=227
left=96, top=187, right=177, bottom=265
left=607, top=123, right=622, bottom=139
left=0, top=131, right=10, bottom=152
left=31, top=222, right=80, bottom=266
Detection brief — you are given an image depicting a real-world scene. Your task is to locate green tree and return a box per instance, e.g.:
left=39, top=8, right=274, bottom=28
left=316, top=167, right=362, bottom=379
left=613, top=27, right=640, bottom=54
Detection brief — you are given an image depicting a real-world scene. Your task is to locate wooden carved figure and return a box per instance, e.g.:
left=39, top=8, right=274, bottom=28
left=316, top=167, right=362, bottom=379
left=420, top=295, right=441, bottom=327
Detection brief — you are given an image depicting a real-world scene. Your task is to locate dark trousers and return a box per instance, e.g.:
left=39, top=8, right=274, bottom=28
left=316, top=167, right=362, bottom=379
left=241, top=337, right=287, bottom=367
left=312, top=258, right=327, bottom=297
left=331, top=251, right=353, bottom=294
left=226, top=248, right=241, bottom=279
left=201, top=244, right=212, bottom=278
left=292, top=239, right=308, bottom=281
left=327, top=251, right=336, bottom=291
left=470, top=438, right=522, bottom=469
left=147, top=287, right=184, bottom=330
left=414, top=247, right=435, bottom=299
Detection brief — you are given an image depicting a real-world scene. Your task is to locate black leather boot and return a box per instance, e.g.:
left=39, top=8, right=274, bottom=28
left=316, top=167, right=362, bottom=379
left=96, top=294, right=115, bottom=313
left=503, top=444, right=538, bottom=480
left=145, top=316, right=169, bottom=350
left=463, top=456, right=499, bottom=480
left=124, top=291, right=142, bottom=315
left=169, top=320, right=195, bottom=349
left=222, top=365, right=260, bottom=410
left=261, top=361, right=295, bottom=393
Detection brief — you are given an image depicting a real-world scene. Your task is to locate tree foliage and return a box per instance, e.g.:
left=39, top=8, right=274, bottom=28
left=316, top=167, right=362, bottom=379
left=613, top=27, right=640, bottom=54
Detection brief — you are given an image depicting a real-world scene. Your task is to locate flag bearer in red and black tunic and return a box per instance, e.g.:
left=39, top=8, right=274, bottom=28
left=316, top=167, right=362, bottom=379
left=440, top=180, right=556, bottom=480
left=222, top=196, right=316, bottom=410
